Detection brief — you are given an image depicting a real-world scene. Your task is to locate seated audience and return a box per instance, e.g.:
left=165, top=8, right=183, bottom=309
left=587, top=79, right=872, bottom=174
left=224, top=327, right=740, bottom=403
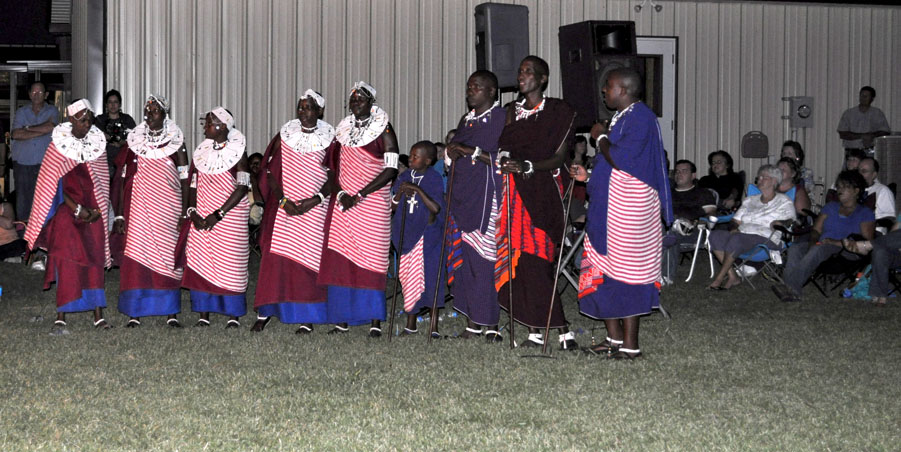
left=845, top=148, right=866, bottom=171
left=777, top=157, right=812, bottom=216
left=858, top=157, right=896, bottom=234
left=707, top=164, right=796, bottom=290
left=662, top=159, right=717, bottom=283
left=0, top=201, right=27, bottom=262
left=781, top=141, right=814, bottom=193
left=699, top=150, right=743, bottom=213
left=825, top=149, right=868, bottom=203
left=774, top=171, right=875, bottom=302
left=844, top=217, right=901, bottom=307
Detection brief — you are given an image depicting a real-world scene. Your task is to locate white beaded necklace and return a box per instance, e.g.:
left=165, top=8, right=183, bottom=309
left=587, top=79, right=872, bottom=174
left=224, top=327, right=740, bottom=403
left=464, top=101, right=500, bottom=124
left=514, top=95, right=546, bottom=121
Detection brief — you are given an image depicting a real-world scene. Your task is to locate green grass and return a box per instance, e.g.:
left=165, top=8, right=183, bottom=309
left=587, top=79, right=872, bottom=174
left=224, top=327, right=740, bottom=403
left=0, top=257, right=899, bottom=451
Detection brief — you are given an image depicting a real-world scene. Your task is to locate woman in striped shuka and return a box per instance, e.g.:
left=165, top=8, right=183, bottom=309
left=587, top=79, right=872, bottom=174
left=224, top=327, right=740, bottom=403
left=251, top=90, right=335, bottom=334
left=25, top=99, right=113, bottom=329
left=317, top=82, right=400, bottom=338
left=178, top=107, right=250, bottom=328
left=114, top=94, right=189, bottom=328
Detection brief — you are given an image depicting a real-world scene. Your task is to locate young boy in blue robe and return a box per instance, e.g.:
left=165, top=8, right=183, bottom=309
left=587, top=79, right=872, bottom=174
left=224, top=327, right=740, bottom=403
left=391, top=141, right=446, bottom=337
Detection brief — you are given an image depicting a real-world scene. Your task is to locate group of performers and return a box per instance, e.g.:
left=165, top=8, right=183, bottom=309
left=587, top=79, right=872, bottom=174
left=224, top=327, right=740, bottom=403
left=24, top=55, right=672, bottom=359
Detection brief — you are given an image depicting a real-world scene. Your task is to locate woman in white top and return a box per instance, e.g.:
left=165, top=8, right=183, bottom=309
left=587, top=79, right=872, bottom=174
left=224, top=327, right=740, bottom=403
left=707, top=164, right=796, bottom=290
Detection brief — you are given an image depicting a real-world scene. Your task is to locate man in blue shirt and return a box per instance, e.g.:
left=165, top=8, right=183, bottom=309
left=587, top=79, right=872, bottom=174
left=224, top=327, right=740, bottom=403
left=10, top=81, right=59, bottom=221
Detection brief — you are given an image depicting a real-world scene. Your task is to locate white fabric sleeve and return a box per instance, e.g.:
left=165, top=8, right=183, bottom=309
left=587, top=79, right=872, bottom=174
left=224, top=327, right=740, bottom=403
left=384, top=152, right=399, bottom=169
left=236, top=171, right=251, bottom=187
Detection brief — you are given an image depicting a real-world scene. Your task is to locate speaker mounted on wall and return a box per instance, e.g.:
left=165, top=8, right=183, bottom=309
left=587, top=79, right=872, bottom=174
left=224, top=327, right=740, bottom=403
left=559, top=21, right=641, bottom=130
left=475, top=3, right=529, bottom=90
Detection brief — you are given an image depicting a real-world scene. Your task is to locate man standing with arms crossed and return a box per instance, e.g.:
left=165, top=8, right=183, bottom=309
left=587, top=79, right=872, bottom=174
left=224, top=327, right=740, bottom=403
left=10, top=81, right=59, bottom=222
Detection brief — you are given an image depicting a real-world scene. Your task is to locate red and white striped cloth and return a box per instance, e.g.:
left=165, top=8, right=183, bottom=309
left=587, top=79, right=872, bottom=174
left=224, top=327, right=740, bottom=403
left=124, top=155, right=183, bottom=279
left=185, top=171, right=250, bottom=292
left=269, top=139, right=329, bottom=272
left=584, top=169, right=662, bottom=285
left=461, top=195, right=498, bottom=262
left=324, top=145, right=391, bottom=274
left=398, top=236, right=425, bottom=311
left=25, top=142, right=111, bottom=268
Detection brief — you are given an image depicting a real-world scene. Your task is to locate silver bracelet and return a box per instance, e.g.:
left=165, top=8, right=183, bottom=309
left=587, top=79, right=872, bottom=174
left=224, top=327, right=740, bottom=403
left=471, top=146, right=483, bottom=165
left=314, top=192, right=326, bottom=204
left=114, top=215, right=125, bottom=222
left=336, top=190, right=348, bottom=201
left=73, top=204, right=83, bottom=218
left=523, top=160, right=534, bottom=177
left=186, top=207, right=197, bottom=217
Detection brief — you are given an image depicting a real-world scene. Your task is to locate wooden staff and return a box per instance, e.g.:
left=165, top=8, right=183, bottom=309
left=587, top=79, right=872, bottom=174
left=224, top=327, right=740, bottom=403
left=505, top=172, right=516, bottom=349
left=541, top=178, right=575, bottom=355
left=428, top=159, right=457, bottom=343
left=387, top=193, right=408, bottom=343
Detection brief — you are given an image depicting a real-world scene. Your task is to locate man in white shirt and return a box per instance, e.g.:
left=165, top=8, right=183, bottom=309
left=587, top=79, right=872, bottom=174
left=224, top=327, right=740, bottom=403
left=858, top=157, right=896, bottom=234
left=837, top=86, right=890, bottom=156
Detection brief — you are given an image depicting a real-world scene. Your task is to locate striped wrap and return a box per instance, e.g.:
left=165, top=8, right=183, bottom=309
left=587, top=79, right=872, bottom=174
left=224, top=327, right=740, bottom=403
left=324, top=145, right=391, bottom=274
left=185, top=170, right=250, bottom=292
left=269, top=138, right=329, bottom=272
left=25, top=142, right=111, bottom=268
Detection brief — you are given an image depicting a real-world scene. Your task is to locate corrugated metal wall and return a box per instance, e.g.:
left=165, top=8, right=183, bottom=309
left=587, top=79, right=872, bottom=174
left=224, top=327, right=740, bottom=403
left=107, top=0, right=901, bottom=191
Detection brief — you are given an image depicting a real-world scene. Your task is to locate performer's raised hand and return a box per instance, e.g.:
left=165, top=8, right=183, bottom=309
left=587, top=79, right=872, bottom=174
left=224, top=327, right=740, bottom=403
left=190, top=211, right=206, bottom=230
left=85, top=208, right=102, bottom=224
left=283, top=199, right=302, bottom=216
left=399, top=181, right=422, bottom=197
left=339, top=192, right=358, bottom=211
left=445, top=142, right=471, bottom=161
left=590, top=120, right=610, bottom=140
left=499, top=158, right=525, bottom=175
left=570, top=164, right=589, bottom=182
left=295, top=197, right=319, bottom=215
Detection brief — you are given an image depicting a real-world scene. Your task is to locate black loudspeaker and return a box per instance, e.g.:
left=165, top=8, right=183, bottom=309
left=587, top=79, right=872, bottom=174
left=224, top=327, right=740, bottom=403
left=475, top=3, right=529, bottom=90
left=559, top=21, right=641, bottom=129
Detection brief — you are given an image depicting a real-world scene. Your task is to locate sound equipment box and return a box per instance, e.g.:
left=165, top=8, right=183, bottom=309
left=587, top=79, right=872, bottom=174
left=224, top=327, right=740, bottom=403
left=475, top=3, right=529, bottom=90
left=559, top=21, right=643, bottom=129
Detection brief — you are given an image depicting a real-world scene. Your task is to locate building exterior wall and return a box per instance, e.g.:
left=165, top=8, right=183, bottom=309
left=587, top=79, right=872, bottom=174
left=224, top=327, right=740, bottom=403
left=106, top=0, right=901, bottom=191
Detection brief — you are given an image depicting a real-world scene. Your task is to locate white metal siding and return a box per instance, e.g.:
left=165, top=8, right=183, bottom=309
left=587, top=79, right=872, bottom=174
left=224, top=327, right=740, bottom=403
left=107, top=0, right=901, bottom=190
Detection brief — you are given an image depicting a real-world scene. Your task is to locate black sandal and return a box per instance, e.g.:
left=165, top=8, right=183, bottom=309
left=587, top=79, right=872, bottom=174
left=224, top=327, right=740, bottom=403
left=295, top=325, right=313, bottom=335
left=94, top=318, right=113, bottom=330
left=250, top=316, right=271, bottom=332
left=583, top=337, right=622, bottom=356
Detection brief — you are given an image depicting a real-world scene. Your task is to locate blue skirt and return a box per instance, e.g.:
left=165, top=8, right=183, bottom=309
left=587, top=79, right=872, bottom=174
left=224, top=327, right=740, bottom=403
left=58, top=289, right=107, bottom=313
left=258, top=301, right=328, bottom=324
left=190, top=290, right=247, bottom=317
left=326, top=286, right=386, bottom=325
left=579, top=275, right=659, bottom=320
left=118, top=289, right=181, bottom=317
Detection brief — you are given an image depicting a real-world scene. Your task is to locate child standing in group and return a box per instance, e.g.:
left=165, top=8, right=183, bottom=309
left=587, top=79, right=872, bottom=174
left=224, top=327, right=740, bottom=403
left=391, top=141, right=446, bottom=338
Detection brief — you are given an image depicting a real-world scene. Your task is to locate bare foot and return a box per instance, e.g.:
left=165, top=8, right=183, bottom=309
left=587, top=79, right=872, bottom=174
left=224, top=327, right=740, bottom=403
left=723, top=275, right=742, bottom=289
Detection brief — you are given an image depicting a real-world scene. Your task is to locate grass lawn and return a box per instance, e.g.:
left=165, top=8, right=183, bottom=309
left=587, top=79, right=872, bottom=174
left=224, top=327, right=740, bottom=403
left=0, top=256, right=899, bottom=451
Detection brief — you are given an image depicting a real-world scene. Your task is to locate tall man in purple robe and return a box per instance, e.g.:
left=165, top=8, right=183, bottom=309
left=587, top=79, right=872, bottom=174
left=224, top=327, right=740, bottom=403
left=445, top=71, right=506, bottom=342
